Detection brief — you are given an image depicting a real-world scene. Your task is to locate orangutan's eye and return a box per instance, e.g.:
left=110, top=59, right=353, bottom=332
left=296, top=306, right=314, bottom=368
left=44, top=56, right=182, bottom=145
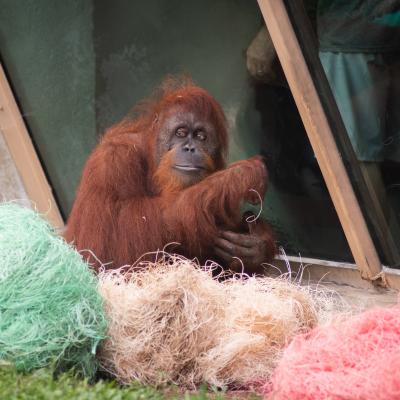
left=175, top=128, right=188, bottom=138
left=195, top=131, right=207, bottom=141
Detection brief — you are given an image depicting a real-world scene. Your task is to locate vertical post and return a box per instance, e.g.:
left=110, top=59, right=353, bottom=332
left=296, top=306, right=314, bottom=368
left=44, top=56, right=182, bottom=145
left=0, top=63, right=64, bottom=229
left=257, top=0, right=383, bottom=281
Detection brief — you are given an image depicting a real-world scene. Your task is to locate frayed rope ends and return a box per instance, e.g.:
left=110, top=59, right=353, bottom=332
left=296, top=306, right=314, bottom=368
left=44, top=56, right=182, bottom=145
left=98, top=256, right=335, bottom=388
left=264, top=304, right=400, bottom=400
left=0, top=203, right=108, bottom=378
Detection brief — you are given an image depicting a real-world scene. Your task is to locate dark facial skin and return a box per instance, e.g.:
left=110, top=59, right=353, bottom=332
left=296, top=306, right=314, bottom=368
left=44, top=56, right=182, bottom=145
left=156, top=105, right=219, bottom=186
left=156, top=105, right=271, bottom=274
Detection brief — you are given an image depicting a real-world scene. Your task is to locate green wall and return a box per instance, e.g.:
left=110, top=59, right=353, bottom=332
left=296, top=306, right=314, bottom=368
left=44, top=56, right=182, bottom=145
left=0, top=0, right=96, bottom=218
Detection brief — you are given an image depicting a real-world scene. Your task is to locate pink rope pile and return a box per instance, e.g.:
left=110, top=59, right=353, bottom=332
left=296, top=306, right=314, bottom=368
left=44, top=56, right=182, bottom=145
left=262, top=305, right=400, bottom=400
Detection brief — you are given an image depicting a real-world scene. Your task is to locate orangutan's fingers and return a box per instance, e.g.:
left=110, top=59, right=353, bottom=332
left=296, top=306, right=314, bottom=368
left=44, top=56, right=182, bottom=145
left=215, top=237, right=255, bottom=258
left=220, top=230, right=258, bottom=248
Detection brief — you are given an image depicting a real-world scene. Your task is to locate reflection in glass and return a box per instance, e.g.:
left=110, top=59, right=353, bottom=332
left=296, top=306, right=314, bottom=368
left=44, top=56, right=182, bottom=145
left=317, top=1, right=400, bottom=266
left=245, top=24, right=352, bottom=261
left=287, top=1, right=400, bottom=266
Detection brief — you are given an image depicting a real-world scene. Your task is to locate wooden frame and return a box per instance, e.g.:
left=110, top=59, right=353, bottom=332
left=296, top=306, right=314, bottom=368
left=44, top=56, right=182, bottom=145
left=283, top=1, right=400, bottom=269
left=0, top=63, right=63, bottom=229
left=273, top=253, right=400, bottom=290
left=257, top=0, right=385, bottom=284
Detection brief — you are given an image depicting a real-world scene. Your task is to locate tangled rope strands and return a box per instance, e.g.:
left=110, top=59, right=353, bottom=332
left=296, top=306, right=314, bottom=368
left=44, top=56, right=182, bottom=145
left=264, top=304, right=400, bottom=400
left=199, top=277, right=320, bottom=387
left=0, top=203, right=108, bottom=378
left=98, top=255, right=336, bottom=388
left=98, top=258, right=226, bottom=387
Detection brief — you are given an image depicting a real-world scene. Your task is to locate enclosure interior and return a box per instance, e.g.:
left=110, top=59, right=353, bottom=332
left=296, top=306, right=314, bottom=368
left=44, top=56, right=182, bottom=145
left=0, top=0, right=354, bottom=262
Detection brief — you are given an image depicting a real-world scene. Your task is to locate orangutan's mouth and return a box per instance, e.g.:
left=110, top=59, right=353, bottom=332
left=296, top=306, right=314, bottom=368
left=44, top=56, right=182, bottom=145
left=174, top=165, right=204, bottom=172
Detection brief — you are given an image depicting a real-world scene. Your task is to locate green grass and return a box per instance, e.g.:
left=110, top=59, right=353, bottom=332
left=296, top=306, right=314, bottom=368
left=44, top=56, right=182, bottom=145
left=0, top=366, right=258, bottom=400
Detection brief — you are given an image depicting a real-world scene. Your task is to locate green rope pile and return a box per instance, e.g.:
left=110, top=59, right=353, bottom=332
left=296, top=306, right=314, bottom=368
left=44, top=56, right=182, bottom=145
left=0, top=203, right=107, bottom=378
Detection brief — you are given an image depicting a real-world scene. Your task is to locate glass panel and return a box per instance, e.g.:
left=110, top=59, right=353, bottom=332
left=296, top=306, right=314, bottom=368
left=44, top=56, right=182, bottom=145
left=0, top=0, right=353, bottom=262
left=0, top=132, right=30, bottom=207
left=285, top=1, right=400, bottom=267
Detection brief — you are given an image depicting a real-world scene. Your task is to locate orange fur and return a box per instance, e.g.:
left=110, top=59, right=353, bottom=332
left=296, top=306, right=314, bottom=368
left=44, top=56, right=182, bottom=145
left=64, top=78, right=275, bottom=270
left=154, top=148, right=216, bottom=195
